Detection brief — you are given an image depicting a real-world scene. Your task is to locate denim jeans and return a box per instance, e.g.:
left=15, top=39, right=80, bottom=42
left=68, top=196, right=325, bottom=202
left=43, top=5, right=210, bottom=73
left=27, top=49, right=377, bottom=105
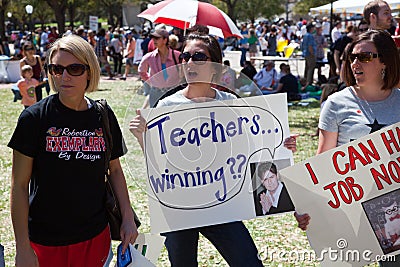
left=162, top=221, right=263, bottom=267
left=240, top=48, right=248, bottom=67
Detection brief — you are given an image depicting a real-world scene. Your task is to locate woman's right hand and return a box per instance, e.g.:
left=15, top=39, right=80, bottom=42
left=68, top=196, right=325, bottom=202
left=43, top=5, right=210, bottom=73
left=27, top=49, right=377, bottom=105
left=15, top=246, right=39, bottom=267
left=294, top=212, right=310, bottom=231
left=129, top=109, right=147, bottom=139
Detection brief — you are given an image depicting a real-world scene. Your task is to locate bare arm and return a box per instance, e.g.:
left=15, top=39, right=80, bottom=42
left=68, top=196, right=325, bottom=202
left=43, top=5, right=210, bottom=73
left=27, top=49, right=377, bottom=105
left=10, top=150, right=39, bottom=267
left=317, top=129, right=338, bottom=154
left=108, top=158, right=138, bottom=253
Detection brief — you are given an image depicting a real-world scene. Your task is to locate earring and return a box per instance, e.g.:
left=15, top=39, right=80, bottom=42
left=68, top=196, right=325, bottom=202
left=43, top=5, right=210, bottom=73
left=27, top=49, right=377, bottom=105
left=381, top=68, right=386, bottom=80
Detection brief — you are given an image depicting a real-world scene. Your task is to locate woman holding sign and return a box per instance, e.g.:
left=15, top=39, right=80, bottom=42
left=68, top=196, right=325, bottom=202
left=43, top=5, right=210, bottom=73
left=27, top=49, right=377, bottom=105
left=131, top=32, right=264, bottom=267
left=295, top=30, right=400, bottom=265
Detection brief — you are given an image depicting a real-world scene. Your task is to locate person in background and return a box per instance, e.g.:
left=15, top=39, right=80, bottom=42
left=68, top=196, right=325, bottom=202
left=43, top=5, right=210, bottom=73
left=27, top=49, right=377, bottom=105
left=333, top=25, right=359, bottom=76
left=364, top=0, right=393, bottom=31
left=248, top=28, right=258, bottom=65
left=253, top=60, right=279, bottom=92
left=331, top=21, right=342, bottom=44
left=20, top=43, right=48, bottom=101
left=9, top=34, right=138, bottom=267
left=314, top=23, right=328, bottom=82
left=301, top=23, right=317, bottom=90
left=94, top=28, right=114, bottom=80
left=275, top=64, right=300, bottom=101
left=239, top=24, right=249, bottom=67
left=138, top=28, right=181, bottom=108
left=121, top=31, right=136, bottom=81
left=17, top=65, right=39, bottom=109
left=266, top=25, right=278, bottom=56
left=109, top=32, right=123, bottom=77
left=295, top=30, right=400, bottom=267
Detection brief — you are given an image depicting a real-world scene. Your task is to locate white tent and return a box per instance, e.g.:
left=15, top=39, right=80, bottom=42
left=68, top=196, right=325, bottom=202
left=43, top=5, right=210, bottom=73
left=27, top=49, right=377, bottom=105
left=310, top=0, right=400, bottom=15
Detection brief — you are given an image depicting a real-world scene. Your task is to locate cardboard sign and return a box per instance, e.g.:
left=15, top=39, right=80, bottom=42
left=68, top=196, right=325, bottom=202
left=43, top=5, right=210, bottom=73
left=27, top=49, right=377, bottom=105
left=140, top=94, right=293, bottom=233
left=280, top=122, right=400, bottom=266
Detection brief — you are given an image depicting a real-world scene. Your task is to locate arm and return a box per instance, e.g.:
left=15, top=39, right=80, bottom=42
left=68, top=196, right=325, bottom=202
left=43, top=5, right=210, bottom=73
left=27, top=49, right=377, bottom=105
left=10, top=150, right=39, bottom=267
left=138, top=55, right=150, bottom=81
left=334, top=50, right=341, bottom=74
left=317, top=129, right=338, bottom=154
left=108, top=158, right=138, bottom=253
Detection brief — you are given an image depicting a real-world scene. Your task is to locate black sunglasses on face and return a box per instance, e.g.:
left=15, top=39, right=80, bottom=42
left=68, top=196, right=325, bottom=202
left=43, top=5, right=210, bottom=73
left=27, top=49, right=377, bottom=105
left=359, top=28, right=368, bottom=32
left=25, top=47, right=34, bottom=51
left=47, top=64, right=89, bottom=76
left=348, top=52, right=380, bottom=63
left=179, top=52, right=209, bottom=64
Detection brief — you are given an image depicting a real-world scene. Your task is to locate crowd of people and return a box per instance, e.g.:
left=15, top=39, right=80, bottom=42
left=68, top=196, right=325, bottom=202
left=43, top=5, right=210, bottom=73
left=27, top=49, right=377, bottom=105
left=6, top=0, right=400, bottom=266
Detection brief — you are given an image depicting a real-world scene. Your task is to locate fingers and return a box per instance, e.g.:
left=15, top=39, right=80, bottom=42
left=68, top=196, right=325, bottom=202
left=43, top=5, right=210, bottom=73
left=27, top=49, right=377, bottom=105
left=294, top=212, right=310, bottom=231
left=284, top=134, right=299, bottom=153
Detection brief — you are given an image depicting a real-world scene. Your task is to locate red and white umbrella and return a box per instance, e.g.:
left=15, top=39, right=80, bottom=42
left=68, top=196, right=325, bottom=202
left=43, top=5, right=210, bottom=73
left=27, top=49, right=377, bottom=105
left=138, top=0, right=242, bottom=39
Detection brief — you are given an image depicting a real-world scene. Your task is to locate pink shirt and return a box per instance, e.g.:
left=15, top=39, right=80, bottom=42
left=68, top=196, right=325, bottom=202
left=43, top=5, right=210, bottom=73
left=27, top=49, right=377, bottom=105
left=138, top=48, right=181, bottom=88
left=18, top=78, right=39, bottom=107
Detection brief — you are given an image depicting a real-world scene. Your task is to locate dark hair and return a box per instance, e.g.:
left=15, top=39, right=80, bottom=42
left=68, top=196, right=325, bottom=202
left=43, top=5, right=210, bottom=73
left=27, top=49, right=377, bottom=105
left=183, top=33, right=222, bottom=63
left=257, top=162, right=277, bottom=179
left=342, top=30, right=400, bottom=90
left=363, top=0, right=389, bottom=25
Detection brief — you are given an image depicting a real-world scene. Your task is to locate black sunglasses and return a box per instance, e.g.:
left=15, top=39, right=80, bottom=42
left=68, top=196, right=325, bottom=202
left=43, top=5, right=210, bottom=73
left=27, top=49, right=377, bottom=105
left=359, top=28, right=368, bottom=32
left=179, top=52, right=209, bottom=64
left=348, top=52, right=380, bottom=63
left=47, top=64, right=89, bottom=76
left=25, top=47, right=34, bottom=51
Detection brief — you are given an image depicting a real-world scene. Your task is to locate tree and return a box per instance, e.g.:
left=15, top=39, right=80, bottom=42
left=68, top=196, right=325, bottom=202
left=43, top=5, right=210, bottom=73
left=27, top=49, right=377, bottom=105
left=45, top=0, right=68, bottom=35
left=214, top=0, right=240, bottom=23
left=0, top=0, right=11, bottom=40
left=293, top=0, right=331, bottom=16
left=236, top=0, right=285, bottom=23
left=99, top=0, right=125, bottom=29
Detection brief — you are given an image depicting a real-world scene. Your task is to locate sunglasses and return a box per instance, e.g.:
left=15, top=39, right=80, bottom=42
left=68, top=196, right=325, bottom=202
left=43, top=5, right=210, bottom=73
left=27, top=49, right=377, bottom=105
left=348, top=52, right=380, bottom=63
left=25, top=47, right=34, bottom=51
left=179, top=52, right=209, bottom=64
left=47, top=64, right=89, bottom=76
left=359, top=28, right=368, bottom=32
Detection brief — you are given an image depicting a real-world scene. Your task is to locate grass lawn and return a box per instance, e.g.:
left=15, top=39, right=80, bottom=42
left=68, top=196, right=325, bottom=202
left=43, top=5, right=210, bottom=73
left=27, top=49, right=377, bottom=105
left=0, top=79, right=378, bottom=266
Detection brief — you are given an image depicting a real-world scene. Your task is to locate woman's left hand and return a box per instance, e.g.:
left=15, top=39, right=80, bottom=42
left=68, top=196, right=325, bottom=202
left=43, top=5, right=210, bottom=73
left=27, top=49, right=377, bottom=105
left=284, top=134, right=299, bottom=153
left=120, top=216, right=139, bottom=254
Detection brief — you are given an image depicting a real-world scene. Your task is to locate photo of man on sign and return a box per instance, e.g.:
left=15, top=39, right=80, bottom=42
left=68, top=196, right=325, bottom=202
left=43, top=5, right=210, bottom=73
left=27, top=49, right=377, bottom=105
left=252, top=161, right=294, bottom=216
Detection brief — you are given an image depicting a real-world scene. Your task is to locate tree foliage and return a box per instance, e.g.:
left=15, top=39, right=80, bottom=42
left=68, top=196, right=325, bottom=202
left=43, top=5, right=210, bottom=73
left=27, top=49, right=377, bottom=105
left=293, top=0, right=332, bottom=16
left=235, top=0, right=285, bottom=23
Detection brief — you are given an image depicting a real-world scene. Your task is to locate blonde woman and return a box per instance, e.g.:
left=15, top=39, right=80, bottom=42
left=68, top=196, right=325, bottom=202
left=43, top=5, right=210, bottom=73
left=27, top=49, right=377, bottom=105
left=9, top=35, right=138, bottom=267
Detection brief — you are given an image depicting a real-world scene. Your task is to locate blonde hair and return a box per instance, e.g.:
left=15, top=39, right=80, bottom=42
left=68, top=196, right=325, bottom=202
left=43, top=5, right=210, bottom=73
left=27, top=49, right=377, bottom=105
left=46, top=34, right=100, bottom=93
left=21, top=64, right=33, bottom=77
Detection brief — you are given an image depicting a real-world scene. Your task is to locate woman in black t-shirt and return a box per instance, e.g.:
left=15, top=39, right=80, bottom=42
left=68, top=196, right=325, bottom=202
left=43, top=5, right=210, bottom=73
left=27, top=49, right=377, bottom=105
left=9, top=35, right=138, bottom=266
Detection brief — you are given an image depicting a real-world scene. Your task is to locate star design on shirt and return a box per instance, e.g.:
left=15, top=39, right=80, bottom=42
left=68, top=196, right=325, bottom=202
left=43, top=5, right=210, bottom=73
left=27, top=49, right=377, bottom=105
left=366, top=119, right=386, bottom=133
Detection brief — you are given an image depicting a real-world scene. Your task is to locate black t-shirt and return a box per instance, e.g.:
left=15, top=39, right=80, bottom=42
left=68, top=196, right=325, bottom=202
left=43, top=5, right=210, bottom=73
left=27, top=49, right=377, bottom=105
left=279, top=73, right=299, bottom=95
left=8, top=94, right=126, bottom=246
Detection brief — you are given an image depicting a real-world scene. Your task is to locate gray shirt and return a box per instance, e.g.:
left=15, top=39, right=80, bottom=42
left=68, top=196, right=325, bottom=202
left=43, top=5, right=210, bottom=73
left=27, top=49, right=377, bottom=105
left=319, top=87, right=400, bottom=146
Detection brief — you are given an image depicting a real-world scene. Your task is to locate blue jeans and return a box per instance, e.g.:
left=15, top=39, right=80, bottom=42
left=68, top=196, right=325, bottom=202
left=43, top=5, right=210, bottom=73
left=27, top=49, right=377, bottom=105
left=162, top=221, right=263, bottom=267
left=240, top=48, right=248, bottom=67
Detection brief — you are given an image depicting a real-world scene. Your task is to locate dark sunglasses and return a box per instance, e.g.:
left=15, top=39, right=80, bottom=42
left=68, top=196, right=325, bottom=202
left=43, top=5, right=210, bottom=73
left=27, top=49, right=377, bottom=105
left=348, top=52, right=380, bottom=63
left=47, top=64, right=89, bottom=76
left=359, top=28, right=368, bottom=32
left=179, top=52, right=209, bottom=64
left=25, top=47, right=34, bottom=51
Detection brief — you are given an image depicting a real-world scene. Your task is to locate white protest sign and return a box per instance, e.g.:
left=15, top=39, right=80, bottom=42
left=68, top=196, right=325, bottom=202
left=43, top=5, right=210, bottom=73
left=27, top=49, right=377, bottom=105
left=280, top=122, right=400, bottom=266
left=89, top=16, right=98, bottom=32
left=133, top=233, right=165, bottom=265
left=140, top=94, right=293, bottom=233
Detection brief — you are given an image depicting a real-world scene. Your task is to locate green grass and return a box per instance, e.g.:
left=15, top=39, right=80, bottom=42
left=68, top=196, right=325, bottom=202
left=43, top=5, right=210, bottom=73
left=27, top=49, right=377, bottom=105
left=0, top=80, right=378, bottom=266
